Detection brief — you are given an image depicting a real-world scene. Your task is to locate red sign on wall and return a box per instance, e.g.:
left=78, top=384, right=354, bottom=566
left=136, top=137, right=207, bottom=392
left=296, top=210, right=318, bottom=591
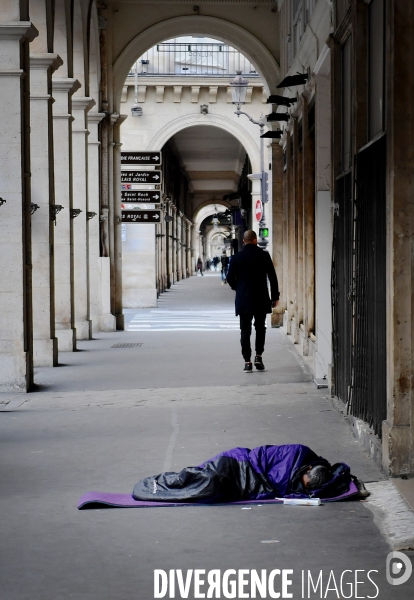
left=255, top=199, right=263, bottom=222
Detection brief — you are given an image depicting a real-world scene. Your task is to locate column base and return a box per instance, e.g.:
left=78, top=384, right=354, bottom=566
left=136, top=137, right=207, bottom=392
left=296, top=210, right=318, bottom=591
left=55, top=327, right=76, bottom=352
left=116, top=313, right=125, bottom=331
left=382, top=420, right=414, bottom=477
left=33, top=338, right=58, bottom=367
left=0, top=352, right=28, bottom=392
left=91, top=313, right=116, bottom=333
left=75, top=320, right=92, bottom=341
left=271, top=312, right=283, bottom=328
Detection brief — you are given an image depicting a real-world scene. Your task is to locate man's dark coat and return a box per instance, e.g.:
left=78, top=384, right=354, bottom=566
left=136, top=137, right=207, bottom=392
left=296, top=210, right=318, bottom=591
left=226, top=244, right=279, bottom=316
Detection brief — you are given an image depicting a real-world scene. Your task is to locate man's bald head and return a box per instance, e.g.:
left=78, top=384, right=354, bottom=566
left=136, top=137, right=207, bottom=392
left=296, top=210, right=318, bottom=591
left=243, top=230, right=257, bottom=245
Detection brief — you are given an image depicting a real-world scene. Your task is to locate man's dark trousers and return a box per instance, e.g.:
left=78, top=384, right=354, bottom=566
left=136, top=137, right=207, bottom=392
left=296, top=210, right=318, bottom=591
left=239, top=312, right=267, bottom=362
left=226, top=243, right=279, bottom=363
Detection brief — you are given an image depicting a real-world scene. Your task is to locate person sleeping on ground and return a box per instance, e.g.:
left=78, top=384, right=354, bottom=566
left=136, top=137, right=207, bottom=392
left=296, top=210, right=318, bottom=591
left=132, top=444, right=369, bottom=503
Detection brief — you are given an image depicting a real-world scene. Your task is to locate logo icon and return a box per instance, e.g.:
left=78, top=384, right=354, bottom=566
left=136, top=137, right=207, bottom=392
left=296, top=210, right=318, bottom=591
left=386, top=551, right=413, bottom=586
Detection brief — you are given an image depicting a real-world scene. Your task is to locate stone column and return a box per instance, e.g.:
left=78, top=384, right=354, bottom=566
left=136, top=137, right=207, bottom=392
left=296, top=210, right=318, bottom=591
left=271, top=142, right=284, bottom=328
left=52, top=78, right=80, bottom=351
left=383, top=0, right=414, bottom=476
left=71, top=96, right=95, bottom=340
left=87, top=111, right=115, bottom=332
left=0, top=21, right=37, bottom=391
left=30, top=53, right=62, bottom=366
left=113, top=115, right=127, bottom=327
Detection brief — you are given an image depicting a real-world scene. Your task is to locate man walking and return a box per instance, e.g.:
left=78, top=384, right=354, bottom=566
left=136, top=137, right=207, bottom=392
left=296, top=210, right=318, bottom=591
left=226, top=230, right=279, bottom=372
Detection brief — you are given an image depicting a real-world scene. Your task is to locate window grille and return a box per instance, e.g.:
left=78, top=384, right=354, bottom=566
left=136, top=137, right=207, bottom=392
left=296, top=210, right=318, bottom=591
left=129, top=39, right=258, bottom=78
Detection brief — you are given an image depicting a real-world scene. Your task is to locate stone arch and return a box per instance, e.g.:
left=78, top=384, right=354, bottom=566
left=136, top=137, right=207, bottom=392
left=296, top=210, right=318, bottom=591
left=194, top=199, right=232, bottom=218
left=112, top=15, right=280, bottom=109
left=148, top=114, right=261, bottom=173
left=193, top=203, right=229, bottom=229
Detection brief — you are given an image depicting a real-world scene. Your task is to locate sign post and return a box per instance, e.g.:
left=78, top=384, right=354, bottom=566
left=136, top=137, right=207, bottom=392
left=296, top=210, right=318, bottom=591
left=121, top=152, right=161, bottom=165
left=122, top=210, right=161, bottom=223
left=121, top=171, right=162, bottom=184
left=121, top=190, right=161, bottom=202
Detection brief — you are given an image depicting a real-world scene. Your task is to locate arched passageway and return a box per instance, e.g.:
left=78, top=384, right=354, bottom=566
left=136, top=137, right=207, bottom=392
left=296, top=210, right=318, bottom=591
left=2, top=0, right=413, bottom=484
left=121, top=121, right=252, bottom=307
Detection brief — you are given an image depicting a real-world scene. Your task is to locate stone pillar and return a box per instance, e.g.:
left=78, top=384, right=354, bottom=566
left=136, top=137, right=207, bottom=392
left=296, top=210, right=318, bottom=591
left=71, top=96, right=95, bottom=340
left=271, top=142, right=284, bottom=327
left=191, top=222, right=197, bottom=274
left=314, top=56, right=333, bottom=382
left=112, top=115, right=127, bottom=328
left=52, top=78, right=80, bottom=351
left=383, top=0, right=414, bottom=477
left=0, top=21, right=37, bottom=391
left=30, top=53, right=62, bottom=366
left=87, top=111, right=115, bottom=332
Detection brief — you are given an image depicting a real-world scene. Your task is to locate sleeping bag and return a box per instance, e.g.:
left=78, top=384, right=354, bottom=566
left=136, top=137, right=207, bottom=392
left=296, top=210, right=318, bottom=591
left=132, top=444, right=352, bottom=503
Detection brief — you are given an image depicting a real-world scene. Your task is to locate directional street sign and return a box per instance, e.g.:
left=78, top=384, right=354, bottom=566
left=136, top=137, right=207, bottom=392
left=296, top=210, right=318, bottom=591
left=122, top=210, right=161, bottom=223
left=121, top=152, right=162, bottom=165
left=121, top=170, right=162, bottom=184
left=121, top=190, right=161, bottom=202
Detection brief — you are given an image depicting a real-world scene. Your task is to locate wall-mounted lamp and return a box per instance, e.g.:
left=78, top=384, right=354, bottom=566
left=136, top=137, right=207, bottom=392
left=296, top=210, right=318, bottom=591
left=131, top=104, right=143, bottom=117
left=229, top=70, right=249, bottom=111
left=27, top=203, right=40, bottom=214
left=0, top=197, right=6, bottom=207
left=70, top=209, right=82, bottom=219
left=50, top=205, right=64, bottom=222
left=87, top=211, right=97, bottom=220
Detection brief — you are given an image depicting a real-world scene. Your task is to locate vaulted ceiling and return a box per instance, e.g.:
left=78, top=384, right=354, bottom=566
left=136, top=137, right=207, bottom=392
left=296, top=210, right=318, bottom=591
left=169, top=126, right=247, bottom=205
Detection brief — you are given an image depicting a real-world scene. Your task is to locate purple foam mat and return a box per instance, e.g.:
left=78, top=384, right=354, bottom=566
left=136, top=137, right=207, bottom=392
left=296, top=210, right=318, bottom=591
left=77, top=481, right=359, bottom=510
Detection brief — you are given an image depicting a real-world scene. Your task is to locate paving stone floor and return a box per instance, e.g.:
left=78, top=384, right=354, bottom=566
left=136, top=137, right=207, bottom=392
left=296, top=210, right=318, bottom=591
left=1, top=274, right=413, bottom=599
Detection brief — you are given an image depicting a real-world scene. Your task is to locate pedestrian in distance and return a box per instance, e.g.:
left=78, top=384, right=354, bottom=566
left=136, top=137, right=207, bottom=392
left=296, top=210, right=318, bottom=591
left=196, top=257, right=204, bottom=276
left=220, top=251, right=230, bottom=285
left=226, top=230, right=279, bottom=372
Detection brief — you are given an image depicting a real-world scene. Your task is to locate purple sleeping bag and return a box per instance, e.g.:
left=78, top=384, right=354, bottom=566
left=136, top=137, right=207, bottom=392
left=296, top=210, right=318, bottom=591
left=78, top=444, right=361, bottom=509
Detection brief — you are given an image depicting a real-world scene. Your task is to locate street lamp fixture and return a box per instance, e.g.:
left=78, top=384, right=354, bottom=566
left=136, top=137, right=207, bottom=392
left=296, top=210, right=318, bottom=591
left=230, top=72, right=269, bottom=250
left=229, top=70, right=249, bottom=110
left=131, top=59, right=144, bottom=117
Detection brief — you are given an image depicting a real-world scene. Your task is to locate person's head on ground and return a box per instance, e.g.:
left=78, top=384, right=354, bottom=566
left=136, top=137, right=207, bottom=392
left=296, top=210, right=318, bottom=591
left=243, top=230, right=257, bottom=245
left=302, top=465, right=331, bottom=489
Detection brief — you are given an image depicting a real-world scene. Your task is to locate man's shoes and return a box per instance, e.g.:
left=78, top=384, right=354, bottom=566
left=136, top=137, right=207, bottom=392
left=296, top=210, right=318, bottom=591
left=254, top=355, right=265, bottom=371
left=244, top=362, right=253, bottom=373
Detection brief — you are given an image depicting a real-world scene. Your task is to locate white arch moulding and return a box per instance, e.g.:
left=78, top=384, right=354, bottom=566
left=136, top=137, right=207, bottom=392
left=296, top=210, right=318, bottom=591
left=193, top=203, right=229, bottom=229
left=112, top=15, right=280, bottom=108
left=147, top=114, right=261, bottom=174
